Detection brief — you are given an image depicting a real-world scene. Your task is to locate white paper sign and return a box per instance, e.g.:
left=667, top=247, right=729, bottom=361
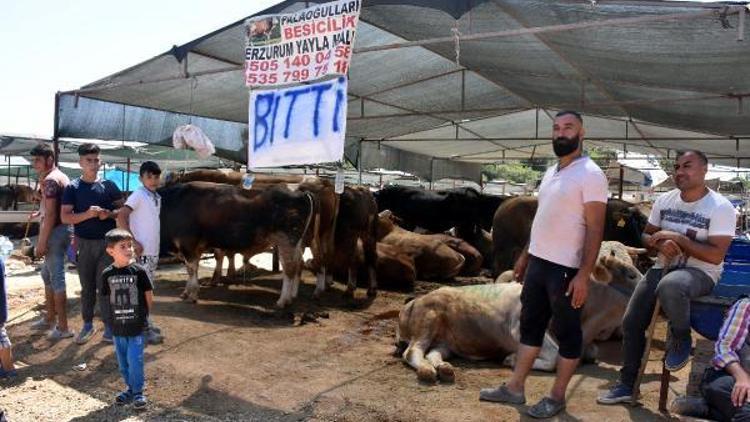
left=245, top=0, right=361, bottom=87
left=248, top=77, right=347, bottom=168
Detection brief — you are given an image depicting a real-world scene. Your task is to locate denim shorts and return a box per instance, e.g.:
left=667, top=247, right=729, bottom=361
left=0, top=325, right=10, bottom=348
left=40, top=225, right=72, bottom=293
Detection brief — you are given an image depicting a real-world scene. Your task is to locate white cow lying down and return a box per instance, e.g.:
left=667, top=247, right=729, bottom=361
left=394, top=242, right=644, bottom=383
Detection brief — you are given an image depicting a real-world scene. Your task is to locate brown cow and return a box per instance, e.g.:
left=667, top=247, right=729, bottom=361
left=315, top=185, right=379, bottom=299
left=491, top=196, right=648, bottom=275
left=166, top=170, right=338, bottom=292
left=313, top=240, right=417, bottom=292
left=377, top=210, right=464, bottom=280
left=159, top=182, right=315, bottom=307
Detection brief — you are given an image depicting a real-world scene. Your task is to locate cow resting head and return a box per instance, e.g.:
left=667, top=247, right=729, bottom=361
left=591, top=249, right=643, bottom=294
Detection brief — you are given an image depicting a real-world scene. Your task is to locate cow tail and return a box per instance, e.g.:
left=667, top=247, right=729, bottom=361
left=297, top=192, right=316, bottom=252
left=394, top=298, right=416, bottom=356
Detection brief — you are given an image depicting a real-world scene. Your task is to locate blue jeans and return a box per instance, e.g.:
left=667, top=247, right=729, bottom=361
left=40, top=225, right=72, bottom=293
left=114, top=335, right=145, bottom=394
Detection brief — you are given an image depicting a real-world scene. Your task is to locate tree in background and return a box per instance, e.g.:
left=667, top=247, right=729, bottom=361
left=587, top=146, right=619, bottom=171
left=481, top=162, right=540, bottom=184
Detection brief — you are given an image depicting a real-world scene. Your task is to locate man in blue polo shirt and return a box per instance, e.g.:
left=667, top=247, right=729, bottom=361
left=61, top=143, right=124, bottom=344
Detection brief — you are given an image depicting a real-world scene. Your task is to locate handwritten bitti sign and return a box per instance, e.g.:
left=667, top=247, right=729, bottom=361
left=248, top=77, right=347, bottom=168
left=244, top=0, right=361, bottom=87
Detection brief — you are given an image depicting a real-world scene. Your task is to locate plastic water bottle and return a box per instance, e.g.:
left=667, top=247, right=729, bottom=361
left=0, top=236, right=12, bottom=262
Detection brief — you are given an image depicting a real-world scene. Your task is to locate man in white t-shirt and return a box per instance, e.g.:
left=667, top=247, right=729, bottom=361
left=117, top=161, right=164, bottom=344
left=480, top=111, right=608, bottom=418
left=598, top=150, right=736, bottom=405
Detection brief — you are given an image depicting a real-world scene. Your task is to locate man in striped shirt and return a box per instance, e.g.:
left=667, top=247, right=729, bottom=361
left=701, top=297, right=750, bottom=421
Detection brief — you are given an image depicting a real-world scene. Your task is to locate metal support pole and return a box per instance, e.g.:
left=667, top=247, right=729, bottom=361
left=429, top=158, right=434, bottom=190
left=619, top=164, right=624, bottom=200
left=739, top=5, right=746, bottom=42
left=126, top=157, right=131, bottom=192
left=357, top=139, right=362, bottom=185
left=53, top=92, right=61, bottom=167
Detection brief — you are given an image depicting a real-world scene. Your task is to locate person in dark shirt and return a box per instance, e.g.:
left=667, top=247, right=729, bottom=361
left=101, top=229, right=153, bottom=409
left=61, top=143, right=124, bottom=344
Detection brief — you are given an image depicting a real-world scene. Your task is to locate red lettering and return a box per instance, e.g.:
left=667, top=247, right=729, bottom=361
left=284, top=27, right=294, bottom=39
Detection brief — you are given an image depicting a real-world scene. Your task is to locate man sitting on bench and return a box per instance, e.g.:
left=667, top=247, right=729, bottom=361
left=598, top=150, right=736, bottom=405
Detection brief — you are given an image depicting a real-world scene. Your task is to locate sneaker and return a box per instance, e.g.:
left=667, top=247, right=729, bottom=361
left=115, top=390, right=133, bottom=406
left=665, top=334, right=692, bottom=371
left=75, top=325, right=97, bottom=345
left=101, top=332, right=114, bottom=344
left=479, top=384, right=526, bottom=404
left=30, top=318, right=50, bottom=331
left=0, top=368, right=18, bottom=379
left=146, top=330, right=164, bottom=345
left=133, top=394, right=148, bottom=409
left=47, top=327, right=75, bottom=340
left=597, top=381, right=633, bottom=405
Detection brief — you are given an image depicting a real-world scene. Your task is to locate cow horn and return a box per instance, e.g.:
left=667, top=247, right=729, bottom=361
left=624, top=246, right=649, bottom=256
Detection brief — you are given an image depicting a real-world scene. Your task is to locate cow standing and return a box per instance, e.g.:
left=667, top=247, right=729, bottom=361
left=159, top=182, right=315, bottom=307
left=491, top=196, right=648, bottom=275
left=165, top=170, right=338, bottom=293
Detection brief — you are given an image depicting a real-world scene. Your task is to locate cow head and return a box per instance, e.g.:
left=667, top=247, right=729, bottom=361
left=591, top=250, right=643, bottom=297
left=377, top=210, right=399, bottom=239
left=606, top=199, right=648, bottom=248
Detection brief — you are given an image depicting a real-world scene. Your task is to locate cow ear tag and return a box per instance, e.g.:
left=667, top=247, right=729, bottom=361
left=242, top=173, right=255, bottom=189
left=617, top=218, right=626, bottom=228
left=335, top=168, right=345, bottom=194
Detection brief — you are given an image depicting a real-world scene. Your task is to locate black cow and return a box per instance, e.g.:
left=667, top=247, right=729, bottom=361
left=159, top=182, right=315, bottom=307
left=491, top=196, right=648, bottom=275
left=373, top=185, right=507, bottom=234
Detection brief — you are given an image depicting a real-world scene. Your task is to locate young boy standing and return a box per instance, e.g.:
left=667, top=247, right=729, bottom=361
left=102, top=229, right=153, bottom=409
left=116, top=161, right=163, bottom=344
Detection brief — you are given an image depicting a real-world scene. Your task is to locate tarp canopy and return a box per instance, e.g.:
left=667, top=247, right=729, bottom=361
left=56, top=0, right=750, bottom=182
left=0, top=134, right=232, bottom=175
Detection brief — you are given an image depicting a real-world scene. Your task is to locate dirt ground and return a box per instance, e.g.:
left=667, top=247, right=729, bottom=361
left=1, top=256, right=694, bottom=422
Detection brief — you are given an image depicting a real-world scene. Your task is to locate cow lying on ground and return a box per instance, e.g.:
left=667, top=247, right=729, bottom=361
left=394, top=242, right=644, bottom=383
left=316, top=240, right=417, bottom=292
left=377, top=210, right=465, bottom=280
left=491, top=196, right=649, bottom=275
left=160, top=182, right=315, bottom=307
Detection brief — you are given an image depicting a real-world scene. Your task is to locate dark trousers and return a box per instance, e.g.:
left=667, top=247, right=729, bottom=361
left=620, top=267, right=714, bottom=387
left=77, top=237, right=113, bottom=325
left=702, top=368, right=750, bottom=422
left=519, top=255, right=581, bottom=359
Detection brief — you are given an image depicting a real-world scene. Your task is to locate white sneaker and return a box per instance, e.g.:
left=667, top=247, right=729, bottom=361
left=47, top=327, right=75, bottom=340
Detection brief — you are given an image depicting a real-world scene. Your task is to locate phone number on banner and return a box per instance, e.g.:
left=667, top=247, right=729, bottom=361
left=245, top=46, right=351, bottom=86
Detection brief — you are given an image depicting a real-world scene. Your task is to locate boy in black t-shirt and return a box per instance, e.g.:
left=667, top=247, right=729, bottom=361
left=101, top=229, right=153, bottom=409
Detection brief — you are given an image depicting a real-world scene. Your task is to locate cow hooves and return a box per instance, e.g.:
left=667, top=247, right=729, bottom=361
left=366, top=288, right=378, bottom=299
left=437, top=363, right=455, bottom=383
left=416, top=367, right=438, bottom=384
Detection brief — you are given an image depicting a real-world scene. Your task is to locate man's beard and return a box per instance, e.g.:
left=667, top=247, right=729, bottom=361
left=552, top=135, right=580, bottom=157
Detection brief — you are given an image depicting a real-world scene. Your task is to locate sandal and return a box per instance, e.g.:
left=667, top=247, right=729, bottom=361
left=527, top=396, right=565, bottom=419
left=479, top=384, right=526, bottom=404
